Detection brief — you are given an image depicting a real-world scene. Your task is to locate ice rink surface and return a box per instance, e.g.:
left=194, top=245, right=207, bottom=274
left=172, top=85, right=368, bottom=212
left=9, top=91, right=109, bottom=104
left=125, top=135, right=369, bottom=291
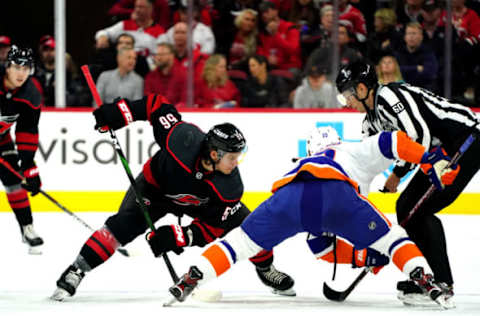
left=1, top=212, right=479, bottom=316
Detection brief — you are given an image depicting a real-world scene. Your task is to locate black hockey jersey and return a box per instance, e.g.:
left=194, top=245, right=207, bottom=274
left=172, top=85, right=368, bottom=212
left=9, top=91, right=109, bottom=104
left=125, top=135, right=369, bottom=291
left=102, top=94, right=244, bottom=225
left=0, top=76, right=42, bottom=169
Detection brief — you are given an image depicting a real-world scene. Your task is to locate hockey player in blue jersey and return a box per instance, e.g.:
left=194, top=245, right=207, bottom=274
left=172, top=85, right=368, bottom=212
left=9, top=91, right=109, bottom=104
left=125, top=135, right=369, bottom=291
left=167, top=126, right=459, bottom=309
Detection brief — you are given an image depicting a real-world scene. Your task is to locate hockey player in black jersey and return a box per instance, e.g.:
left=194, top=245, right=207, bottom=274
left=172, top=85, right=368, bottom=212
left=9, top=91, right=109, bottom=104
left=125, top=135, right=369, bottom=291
left=0, top=45, right=44, bottom=254
left=336, top=60, right=480, bottom=308
left=51, top=95, right=294, bottom=301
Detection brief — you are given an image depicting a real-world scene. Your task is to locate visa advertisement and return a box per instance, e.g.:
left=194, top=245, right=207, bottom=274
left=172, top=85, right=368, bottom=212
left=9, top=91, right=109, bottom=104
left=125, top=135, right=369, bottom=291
left=1, top=110, right=478, bottom=214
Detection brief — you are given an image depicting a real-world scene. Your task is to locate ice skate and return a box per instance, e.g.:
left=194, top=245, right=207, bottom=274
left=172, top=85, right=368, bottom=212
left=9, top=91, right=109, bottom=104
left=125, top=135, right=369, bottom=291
left=169, top=266, right=203, bottom=303
left=21, top=224, right=43, bottom=255
left=397, top=279, right=455, bottom=309
left=51, top=265, right=85, bottom=301
left=256, top=265, right=296, bottom=296
left=408, top=267, right=455, bottom=309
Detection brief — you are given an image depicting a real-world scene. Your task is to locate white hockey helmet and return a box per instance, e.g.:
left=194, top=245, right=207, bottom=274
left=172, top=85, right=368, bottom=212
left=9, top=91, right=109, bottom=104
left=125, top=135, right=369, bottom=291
left=306, top=126, right=341, bottom=156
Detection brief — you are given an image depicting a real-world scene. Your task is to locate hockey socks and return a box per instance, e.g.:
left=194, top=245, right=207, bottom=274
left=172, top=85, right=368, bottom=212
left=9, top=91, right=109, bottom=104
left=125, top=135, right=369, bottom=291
left=6, top=188, right=33, bottom=226
left=79, top=226, right=120, bottom=270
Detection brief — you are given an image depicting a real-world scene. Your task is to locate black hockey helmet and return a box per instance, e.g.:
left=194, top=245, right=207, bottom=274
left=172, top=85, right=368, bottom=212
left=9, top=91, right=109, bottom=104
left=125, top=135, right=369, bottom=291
left=7, top=45, right=34, bottom=68
left=204, top=123, right=246, bottom=155
left=336, top=60, right=377, bottom=94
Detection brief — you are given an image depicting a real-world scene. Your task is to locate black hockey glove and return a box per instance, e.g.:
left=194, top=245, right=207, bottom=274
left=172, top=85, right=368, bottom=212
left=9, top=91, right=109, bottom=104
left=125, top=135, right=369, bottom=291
left=146, top=225, right=188, bottom=257
left=21, top=165, right=42, bottom=196
left=93, top=98, right=133, bottom=132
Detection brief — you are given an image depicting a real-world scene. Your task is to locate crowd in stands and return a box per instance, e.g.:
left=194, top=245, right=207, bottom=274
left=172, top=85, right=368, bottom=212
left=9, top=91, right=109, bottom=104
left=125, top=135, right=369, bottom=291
left=2, top=0, right=480, bottom=108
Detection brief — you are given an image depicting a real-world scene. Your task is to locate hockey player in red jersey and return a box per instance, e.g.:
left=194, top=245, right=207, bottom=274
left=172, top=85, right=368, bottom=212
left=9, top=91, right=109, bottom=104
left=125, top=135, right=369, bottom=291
left=51, top=95, right=294, bottom=300
left=167, top=127, right=458, bottom=309
left=0, top=45, right=44, bottom=254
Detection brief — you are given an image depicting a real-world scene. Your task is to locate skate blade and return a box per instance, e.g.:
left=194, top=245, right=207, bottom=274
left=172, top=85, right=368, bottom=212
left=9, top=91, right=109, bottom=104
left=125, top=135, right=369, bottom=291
left=28, top=245, right=43, bottom=255
left=162, top=297, right=178, bottom=307
left=434, top=295, right=456, bottom=310
left=50, top=288, right=71, bottom=301
left=271, top=287, right=296, bottom=296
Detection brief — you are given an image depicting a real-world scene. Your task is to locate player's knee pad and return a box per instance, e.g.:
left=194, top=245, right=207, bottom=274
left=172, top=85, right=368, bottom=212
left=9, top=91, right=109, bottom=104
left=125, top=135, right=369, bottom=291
left=369, top=224, right=409, bottom=256
left=222, top=227, right=264, bottom=262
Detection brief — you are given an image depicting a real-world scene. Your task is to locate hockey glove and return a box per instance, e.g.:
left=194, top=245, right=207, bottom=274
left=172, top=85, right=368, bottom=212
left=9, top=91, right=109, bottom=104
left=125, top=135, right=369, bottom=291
left=352, top=247, right=389, bottom=274
left=146, top=225, right=188, bottom=257
left=21, top=166, right=41, bottom=196
left=93, top=98, right=134, bottom=132
left=420, top=146, right=460, bottom=190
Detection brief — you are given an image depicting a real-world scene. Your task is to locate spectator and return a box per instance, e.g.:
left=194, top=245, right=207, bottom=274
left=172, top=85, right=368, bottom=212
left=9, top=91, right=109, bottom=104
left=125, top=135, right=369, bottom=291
left=306, top=22, right=362, bottom=80
left=95, top=0, right=165, bottom=68
left=395, top=0, right=425, bottom=29
left=211, top=0, right=259, bottom=58
left=239, top=54, right=290, bottom=108
left=158, top=3, right=215, bottom=54
left=339, top=0, right=367, bottom=43
left=95, top=47, right=143, bottom=104
left=293, top=65, right=339, bottom=109
left=376, top=54, right=404, bottom=84
left=195, top=54, right=241, bottom=109
left=257, top=1, right=302, bottom=77
left=144, top=43, right=186, bottom=105
left=0, top=36, right=11, bottom=73
left=287, top=0, right=320, bottom=31
left=365, top=8, right=403, bottom=64
left=171, top=22, right=209, bottom=82
left=171, top=0, right=213, bottom=26
left=91, top=33, right=150, bottom=80
left=438, top=0, right=480, bottom=102
left=394, top=22, right=438, bottom=90
left=300, top=4, right=334, bottom=63
left=33, top=35, right=87, bottom=107
left=107, top=0, right=171, bottom=29
left=228, top=9, right=259, bottom=71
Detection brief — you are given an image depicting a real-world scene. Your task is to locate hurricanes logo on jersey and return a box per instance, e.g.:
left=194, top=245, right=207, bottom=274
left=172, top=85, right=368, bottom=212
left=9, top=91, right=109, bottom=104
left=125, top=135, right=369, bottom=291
left=165, top=193, right=209, bottom=206
left=0, top=114, right=19, bottom=135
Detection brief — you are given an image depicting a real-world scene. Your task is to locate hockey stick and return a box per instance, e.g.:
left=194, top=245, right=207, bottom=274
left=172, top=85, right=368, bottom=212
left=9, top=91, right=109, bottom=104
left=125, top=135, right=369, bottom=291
left=81, top=65, right=179, bottom=283
left=323, top=268, right=371, bottom=302
left=0, top=156, right=130, bottom=257
left=400, top=133, right=476, bottom=227
left=323, top=133, right=476, bottom=302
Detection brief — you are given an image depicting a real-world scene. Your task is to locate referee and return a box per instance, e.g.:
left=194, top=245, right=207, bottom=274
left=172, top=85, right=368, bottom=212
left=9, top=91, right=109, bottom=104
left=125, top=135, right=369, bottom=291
left=335, top=60, right=480, bottom=306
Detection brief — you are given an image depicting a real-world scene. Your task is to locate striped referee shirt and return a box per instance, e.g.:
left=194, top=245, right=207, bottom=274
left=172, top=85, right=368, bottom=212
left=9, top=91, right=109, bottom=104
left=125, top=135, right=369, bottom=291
left=362, top=82, right=480, bottom=177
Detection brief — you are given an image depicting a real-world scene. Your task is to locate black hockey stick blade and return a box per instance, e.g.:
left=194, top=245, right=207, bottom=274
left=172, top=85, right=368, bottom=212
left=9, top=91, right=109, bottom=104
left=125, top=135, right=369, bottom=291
left=323, top=268, right=370, bottom=302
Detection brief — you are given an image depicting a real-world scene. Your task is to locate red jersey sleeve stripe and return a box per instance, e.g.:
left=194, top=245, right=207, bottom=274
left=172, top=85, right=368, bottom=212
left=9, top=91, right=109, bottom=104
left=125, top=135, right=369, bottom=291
left=16, top=132, right=39, bottom=145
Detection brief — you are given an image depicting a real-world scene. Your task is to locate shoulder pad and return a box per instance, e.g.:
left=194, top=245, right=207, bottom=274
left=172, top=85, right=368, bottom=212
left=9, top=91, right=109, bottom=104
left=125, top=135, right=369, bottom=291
left=166, top=123, right=205, bottom=173
left=206, top=167, right=243, bottom=203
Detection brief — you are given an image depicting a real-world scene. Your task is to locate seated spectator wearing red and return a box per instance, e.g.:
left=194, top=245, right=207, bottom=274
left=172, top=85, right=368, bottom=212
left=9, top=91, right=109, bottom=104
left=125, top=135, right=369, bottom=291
left=239, top=54, right=290, bottom=108
left=170, top=22, right=209, bottom=82
left=394, top=22, right=438, bottom=91
left=91, top=33, right=150, bottom=79
left=144, top=43, right=186, bottom=105
left=95, top=0, right=165, bottom=69
left=438, top=0, right=480, bottom=102
left=0, top=36, right=11, bottom=73
left=338, top=0, right=367, bottom=43
left=159, top=3, right=215, bottom=55
left=171, top=0, right=213, bottom=26
left=228, top=9, right=259, bottom=72
left=256, top=1, right=302, bottom=77
left=107, top=0, right=171, bottom=30
left=195, top=54, right=241, bottom=109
